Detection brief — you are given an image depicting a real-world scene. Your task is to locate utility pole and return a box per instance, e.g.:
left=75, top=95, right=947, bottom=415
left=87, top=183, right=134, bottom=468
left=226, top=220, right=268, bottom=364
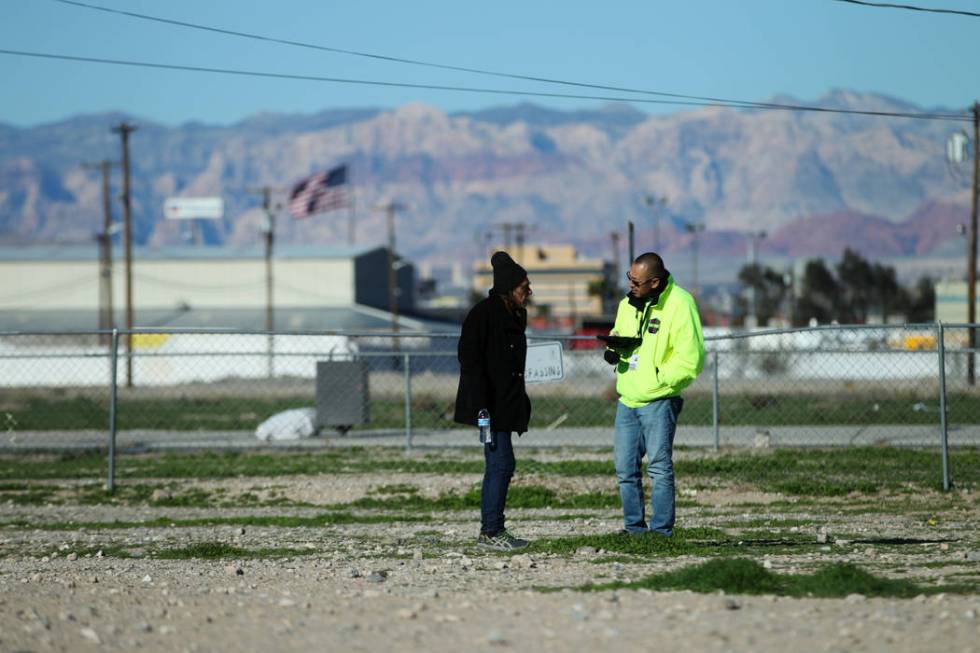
left=968, top=102, right=979, bottom=385
left=747, top=230, right=767, bottom=328
left=486, top=222, right=530, bottom=259
left=83, top=160, right=117, bottom=343
left=248, top=186, right=284, bottom=378
left=610, top=231, right=622, bottom=301
left=628, top=221, right=635, bottom=263
left=374, top=200, right=408, bottom=343
left=645, top=194, right=668, bottom=252
left=112, top=122, right=136, bottom=387
left=684, top=222, right=706, bottom=300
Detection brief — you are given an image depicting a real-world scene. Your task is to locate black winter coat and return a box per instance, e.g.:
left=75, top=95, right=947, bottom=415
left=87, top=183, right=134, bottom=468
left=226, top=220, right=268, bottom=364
left=453, top=293, right=532, bottom=434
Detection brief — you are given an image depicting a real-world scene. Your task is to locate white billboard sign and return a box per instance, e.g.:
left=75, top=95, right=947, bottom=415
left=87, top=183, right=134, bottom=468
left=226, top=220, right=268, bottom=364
left=164, top=197, right=224, bottom=220
left=525, top=341, right=564, bottom=384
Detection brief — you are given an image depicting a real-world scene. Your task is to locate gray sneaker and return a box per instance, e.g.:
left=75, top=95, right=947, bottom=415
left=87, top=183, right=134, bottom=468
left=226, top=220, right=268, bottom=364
left=477, top=530, right=529, bottom=551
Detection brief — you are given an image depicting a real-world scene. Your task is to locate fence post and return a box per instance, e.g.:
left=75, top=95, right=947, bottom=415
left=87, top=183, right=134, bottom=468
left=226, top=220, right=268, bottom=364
left=936, top=322, right=950, bottom=491
left=712, top=349, right=720, bottom=452
left=107, top=328, right=119, bottom=492
left=404, top=352, right=413, bottom=451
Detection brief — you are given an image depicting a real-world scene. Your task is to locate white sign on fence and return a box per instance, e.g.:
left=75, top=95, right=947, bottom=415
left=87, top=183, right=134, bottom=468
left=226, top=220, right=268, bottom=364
left=525, top=341, right=564, bottom=384
left=164, top=197, right=224, bottom=220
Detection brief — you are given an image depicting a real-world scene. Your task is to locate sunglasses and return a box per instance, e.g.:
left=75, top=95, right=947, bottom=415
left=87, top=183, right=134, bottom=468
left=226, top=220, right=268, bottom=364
left=626, top=273, right=657, bottom=286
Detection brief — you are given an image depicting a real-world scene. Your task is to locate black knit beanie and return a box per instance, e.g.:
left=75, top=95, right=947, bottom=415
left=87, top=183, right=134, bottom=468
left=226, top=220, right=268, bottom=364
left=490, top=251, right=528, bottom=294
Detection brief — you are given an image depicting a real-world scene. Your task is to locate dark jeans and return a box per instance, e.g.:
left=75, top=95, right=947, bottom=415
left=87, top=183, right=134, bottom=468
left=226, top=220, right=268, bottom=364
left=480, top=431, right=515, bottom=535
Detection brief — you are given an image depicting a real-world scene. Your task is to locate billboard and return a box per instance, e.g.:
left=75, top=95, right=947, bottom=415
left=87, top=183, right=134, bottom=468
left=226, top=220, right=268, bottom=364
left=164, top=197, right=224, bottom=220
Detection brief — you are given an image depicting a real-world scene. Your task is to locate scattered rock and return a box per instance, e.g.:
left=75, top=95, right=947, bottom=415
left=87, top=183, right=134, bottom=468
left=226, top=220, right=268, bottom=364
left=66, top=552, right=78, bottom=561
left=845, top=594, right=867, bottom=604
left=80, top=627, right=100, bottom=644
left=724, top=598, right=741, bottom=610
left=511, top=554, right=536, bottom=569
left=576, top=546, right=598, bottom=557
left=487, top=630, right=508, bottom=645
left=150, top=489, right=172, bottom=502
left=396, top=608, right=417, bottom=620
left=366, top=571, right=387, bottom=584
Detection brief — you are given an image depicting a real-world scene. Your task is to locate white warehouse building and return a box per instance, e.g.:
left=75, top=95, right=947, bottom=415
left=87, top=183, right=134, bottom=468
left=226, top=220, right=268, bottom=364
left=0, top=244, right=446, bottom=332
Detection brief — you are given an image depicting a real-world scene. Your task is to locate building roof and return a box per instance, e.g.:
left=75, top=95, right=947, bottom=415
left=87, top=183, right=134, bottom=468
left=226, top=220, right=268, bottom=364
left=0, top=244, right=383, bottom=262
left=0, top=305, right=458, bottom=333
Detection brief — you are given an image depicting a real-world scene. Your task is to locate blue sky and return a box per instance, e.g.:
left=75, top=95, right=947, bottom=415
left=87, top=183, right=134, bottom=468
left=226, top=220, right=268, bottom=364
left=1, top=0, right=978, bottom=127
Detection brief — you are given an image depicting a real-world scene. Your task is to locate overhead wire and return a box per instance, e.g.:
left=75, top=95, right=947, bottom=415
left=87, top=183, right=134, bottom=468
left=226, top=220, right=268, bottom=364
left=49, top=0, right=773, bottom=110
left=49, top=0, right=973, bottom=120
left=831, top=0, right=980, bottom=19
left=0, top=48, right=970, bottom=122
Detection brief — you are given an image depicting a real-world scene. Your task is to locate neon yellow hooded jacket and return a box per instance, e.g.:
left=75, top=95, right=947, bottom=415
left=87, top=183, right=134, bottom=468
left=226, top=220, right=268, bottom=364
left=611, top=276, right=705, bottom=407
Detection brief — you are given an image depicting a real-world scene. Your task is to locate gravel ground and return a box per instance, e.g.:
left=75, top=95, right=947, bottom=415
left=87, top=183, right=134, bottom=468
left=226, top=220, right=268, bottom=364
left=2, top=473, right=979, bottom=652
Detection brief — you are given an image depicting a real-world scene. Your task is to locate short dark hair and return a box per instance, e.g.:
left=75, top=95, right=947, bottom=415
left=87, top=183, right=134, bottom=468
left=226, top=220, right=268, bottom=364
left=634, top=252, right=666, bottom=280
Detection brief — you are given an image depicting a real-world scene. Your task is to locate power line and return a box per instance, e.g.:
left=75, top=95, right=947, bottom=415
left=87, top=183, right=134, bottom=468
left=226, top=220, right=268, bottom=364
left=50, top=0, right=974, bottom=116
left=50, top=0, right=770, bottom=109
left=0, top=48, right=970, bottom=122
left=831, top=0, right=980, bottom=18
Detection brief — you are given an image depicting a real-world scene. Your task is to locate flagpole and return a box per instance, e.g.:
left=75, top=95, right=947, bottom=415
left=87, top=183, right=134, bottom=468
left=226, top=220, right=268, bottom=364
left=347, top=162, right=356, bottom=246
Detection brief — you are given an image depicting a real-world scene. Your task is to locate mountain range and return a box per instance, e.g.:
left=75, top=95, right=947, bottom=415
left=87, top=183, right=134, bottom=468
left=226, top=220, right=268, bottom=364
left=0, top=90, right=972, bottom=278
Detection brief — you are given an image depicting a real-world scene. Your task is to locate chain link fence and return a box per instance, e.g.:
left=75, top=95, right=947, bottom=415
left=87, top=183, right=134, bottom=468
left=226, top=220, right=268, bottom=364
left=1, top=324, right=978, bottom=489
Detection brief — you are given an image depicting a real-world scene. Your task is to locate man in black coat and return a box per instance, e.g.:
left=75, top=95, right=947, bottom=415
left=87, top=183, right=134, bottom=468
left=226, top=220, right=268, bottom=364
left=454, top=251, right=532, bottom=550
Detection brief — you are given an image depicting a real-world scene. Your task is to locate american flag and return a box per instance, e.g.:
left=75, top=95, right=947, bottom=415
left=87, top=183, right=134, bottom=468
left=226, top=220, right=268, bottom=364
left=288, top=165, right=348, bottom=219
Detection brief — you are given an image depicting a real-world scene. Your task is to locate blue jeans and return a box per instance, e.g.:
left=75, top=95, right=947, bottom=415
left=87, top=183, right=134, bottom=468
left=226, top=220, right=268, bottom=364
left=481, top=431, right=515, bottom=535
left=613, top=397, right=684, bottom=536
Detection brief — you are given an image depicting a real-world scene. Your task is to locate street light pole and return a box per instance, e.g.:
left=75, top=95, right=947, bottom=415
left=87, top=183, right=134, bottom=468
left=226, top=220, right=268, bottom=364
left=645, top=195, right=668, bottom=252
left=684, top=222, right=706, bottom=299
left=374, top=200, right=408, bottom=340
left=83, top=160, right=117, bottom=343
left=969, top=102, right=980, bottom=385
left=111, top=122, right=136, bottom=387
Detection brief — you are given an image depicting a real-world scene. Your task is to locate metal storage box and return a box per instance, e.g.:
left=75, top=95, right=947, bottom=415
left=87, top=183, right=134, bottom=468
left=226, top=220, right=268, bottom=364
left=315, top=360, right=369, bottom=434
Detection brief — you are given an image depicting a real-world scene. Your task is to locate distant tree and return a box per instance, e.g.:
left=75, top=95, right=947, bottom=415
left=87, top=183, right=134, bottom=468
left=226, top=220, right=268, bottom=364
left=588, top=276, right=621, bottom=313
left=906, top=276, right=935, bottom=323
left=835, top=248, right=875, bottom=323
left=870, top=262, right=910, bottom=323
left=737, top=263, right=787, bottom=326
left=795, top=259, right=838, bottom=325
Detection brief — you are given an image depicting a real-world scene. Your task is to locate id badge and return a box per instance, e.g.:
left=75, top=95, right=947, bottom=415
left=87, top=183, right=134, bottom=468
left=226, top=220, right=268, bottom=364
left=628, top=353, right=640, bottom=371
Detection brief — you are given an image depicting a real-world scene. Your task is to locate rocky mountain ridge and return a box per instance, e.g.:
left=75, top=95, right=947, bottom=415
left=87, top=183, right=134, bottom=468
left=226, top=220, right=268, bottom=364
left=0, top=90, right=972, bottom=273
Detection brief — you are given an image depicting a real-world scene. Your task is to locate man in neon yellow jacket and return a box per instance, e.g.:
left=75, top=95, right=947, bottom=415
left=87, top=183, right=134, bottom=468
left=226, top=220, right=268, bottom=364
left=608, top=252, right=704, bottom=536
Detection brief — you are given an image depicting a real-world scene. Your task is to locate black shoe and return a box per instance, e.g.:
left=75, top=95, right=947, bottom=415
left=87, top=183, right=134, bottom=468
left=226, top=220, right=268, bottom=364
left=477, top=530, right=530, bottom=551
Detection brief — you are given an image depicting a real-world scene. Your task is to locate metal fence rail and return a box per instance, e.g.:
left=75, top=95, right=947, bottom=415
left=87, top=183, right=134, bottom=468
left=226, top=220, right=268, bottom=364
left=1, top=323, right=977, bottom=489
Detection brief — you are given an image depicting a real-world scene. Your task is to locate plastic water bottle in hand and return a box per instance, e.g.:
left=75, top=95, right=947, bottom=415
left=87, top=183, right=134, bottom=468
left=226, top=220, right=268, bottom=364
left=477, top=409, right=491, bottom=445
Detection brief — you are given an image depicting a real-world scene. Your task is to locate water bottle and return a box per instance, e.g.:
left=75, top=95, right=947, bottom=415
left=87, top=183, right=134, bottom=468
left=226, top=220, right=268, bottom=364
left=477, top=408, right=491, bottom=445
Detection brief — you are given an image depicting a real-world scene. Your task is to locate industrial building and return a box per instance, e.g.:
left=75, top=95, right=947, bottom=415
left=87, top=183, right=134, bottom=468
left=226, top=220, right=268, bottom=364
left=0, top=244, right=446, bottom=332
left=472, top=244, right=612, bottom=324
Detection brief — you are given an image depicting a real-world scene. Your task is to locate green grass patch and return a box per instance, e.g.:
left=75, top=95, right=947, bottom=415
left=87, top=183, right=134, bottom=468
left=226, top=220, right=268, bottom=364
left=0, top=511, right=432, bottom=531
left=2, top=448, right=978, bottom=497
left=574, top=558, right=972, bottom=597
left=9, top=391, right=980, bottom=432
left=152, top=542, right=314, bottom=560
left=348, top=484, right=621, bottom=512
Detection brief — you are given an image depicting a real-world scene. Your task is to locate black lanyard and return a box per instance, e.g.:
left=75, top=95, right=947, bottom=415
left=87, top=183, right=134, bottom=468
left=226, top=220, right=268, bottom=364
left=634, top=301, right=654, bottom=339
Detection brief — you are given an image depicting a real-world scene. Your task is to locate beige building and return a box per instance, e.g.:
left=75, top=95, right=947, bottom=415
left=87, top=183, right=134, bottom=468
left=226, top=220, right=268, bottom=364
left=935, top=279, right=980, bottom=323
left=0, top=244, right=431, bottom=331
left=473, top=244, right=611, bottom=321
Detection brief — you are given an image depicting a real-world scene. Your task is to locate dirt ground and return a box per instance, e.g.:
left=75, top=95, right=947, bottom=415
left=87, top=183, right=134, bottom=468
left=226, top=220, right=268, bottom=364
left=2, top=472, right=979, bottom=652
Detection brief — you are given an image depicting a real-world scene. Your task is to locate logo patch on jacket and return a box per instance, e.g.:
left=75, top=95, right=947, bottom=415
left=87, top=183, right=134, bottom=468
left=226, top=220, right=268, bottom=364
left=648, top=318, right=661, bottom=334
